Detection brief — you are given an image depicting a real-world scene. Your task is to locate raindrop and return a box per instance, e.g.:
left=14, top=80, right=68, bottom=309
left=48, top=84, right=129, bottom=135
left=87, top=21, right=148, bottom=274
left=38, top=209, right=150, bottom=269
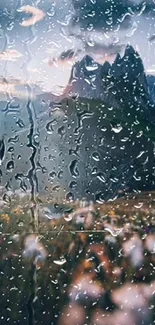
left=69, top=181, right=77, bottom=189
left=137, top=2, right=146, bottom=16
left=64, top=214, right=73, bottom=222
left=16, top=118, right=25, bottom=128
left=91, top=167, right=97, bottom=175
left=95, top=191, right=105, bottom=203
left=41, top=207, right=53, bottom=220
left=69, top=160, right=79, bottom=178
left=104, top=226, right=123, bottom=237
left=136, top=151, right=145, bottom=159
left=47, top=7, right=55, bottom=17
left=53, top=258, right=66, bottom=266
left=58, top=126, right=65, bottom=138
left=134, top=202, right=143, bottom=209
left=3, top=193, right=11, bottom=203
left=111, top=125, right=123, bottom=133
left=46, top=121, right=54, bottom=134
left=126, top=22, right=138, bottom=37
left=97, top=172, right=106, bottom=183
left=6, top=160, right=14, bottom=172
left=52, top=185, right=60, bottom=192
left=58, top=171, right=63, bottom=179
left=8, top=147, right=14, bottom=153
left=0, top=137, right=5, bottom=165
left=133, top=175, right=141, bottom=181
left=86, top=64, right=98, bottom=72
left=92, top=152, right=100, bottom=162
left=66, top=192, right=74, bottom=201
left=8, top=135, right=19, bottom=143
left=49, top=171, right=56, bottom=179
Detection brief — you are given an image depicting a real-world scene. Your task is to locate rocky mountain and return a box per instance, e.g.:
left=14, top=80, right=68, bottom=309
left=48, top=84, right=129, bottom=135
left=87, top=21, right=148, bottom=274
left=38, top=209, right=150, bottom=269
left=67, top=45, right=155, bottom=117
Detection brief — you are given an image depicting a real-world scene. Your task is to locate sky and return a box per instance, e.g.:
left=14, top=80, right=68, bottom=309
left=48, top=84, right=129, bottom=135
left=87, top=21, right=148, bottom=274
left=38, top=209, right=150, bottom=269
left=0, top=0, right=155, bottom=95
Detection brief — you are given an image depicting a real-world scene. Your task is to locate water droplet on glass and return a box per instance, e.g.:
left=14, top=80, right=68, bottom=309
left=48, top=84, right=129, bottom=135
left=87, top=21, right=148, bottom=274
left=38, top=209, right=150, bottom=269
left=49, top=171, right=57, bottom=179
left=69, top=160, right=79, bottom=178
left=92, top=152, right=100, bottom=162
left=97, top=172, right=106, bottom=183
left=53, top=258, right=66, bottom=266
left=111, top=125, right=123, bottom=133
left=46, top=121, right=54, bottom=134
left=64, top=214, right=73, bottom=222
left=8, top=147, right=14, bottom=153
left=58, top=126, right=65, bottom=138
left=16, top=118, right=25, bottom=128
left=66, top=191, right=74, bottom=201
left=69, top=181, right=77, bottom=189
left=0, top=137, right=5, bottom=165
left=134, top=202, right=143, bottom=209
left=104, top=226, right=123, bottom=237
left=6, top=160, right=14, bottom=172
left=8, top=136, right=19, bottom=144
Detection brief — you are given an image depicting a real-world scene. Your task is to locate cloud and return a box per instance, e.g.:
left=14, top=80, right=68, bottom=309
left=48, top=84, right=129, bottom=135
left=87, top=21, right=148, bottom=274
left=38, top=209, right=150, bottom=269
left=68, top=0, right=155, bottom=61
left=84, top=40, right=124, bottom=57
left=71, top=0, right=155, bottom=33
left=71, top=0, right=135, bottom=32
left=47, top=48, right=81, bottom=66
left=0, top=49, right=23, bottom=61
left=60, top=48, right=78, bottom=60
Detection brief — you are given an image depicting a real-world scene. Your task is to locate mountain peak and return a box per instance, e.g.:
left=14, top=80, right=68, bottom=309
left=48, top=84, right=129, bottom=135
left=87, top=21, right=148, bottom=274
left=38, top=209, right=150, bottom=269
left=121, top=44, right=145, bottom=77
left=102, top=61, right=111, bottom=74
left=114, top=53, right=121, bottom=65
left=83, top=55, right=94, bottom=64
left=67, top=45, right=150, bottom=106
left=124, top=44, right=136, bottom=57
left=69, top=54, right=100, bottom=84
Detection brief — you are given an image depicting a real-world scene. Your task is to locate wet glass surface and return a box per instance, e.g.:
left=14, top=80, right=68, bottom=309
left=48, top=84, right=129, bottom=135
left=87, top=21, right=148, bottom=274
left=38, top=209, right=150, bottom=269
left=0, top=0, right=155, bottom=324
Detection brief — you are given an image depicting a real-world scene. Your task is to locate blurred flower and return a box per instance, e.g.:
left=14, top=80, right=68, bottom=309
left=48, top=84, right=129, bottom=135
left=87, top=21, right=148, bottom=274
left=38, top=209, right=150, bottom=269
left=58, top=303, right=85, bottom=325
left=123, top=234, right=143, bottom=267
left=112, top=282, right=155, bottom=310
left=12, top=207, right=23, bottom=215
left=0, top=213, right=10, bottom=223
left=82, top=259, right=94, bottom=270
left=84, top=212, right=94, bottom=229
left=91, top=308, right=145, bottom=325
left=23, top=234, right=47, bottom=266
left=145, top=234, right=155, bottom=253
left=109, top=210, right=115, bottom=216
left=68, top=273, right=104, bottom=304
left=11, top=234, right=20, bottom=242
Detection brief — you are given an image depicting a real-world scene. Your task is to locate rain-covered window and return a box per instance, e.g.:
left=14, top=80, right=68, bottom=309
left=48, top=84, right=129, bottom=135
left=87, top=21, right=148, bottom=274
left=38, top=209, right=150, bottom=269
left=0, top=0, right=155, bottom=324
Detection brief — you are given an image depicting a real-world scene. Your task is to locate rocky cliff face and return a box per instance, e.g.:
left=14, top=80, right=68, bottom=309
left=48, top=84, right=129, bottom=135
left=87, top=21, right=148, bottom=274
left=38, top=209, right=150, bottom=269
left=68, top=45, right=153, bottom=114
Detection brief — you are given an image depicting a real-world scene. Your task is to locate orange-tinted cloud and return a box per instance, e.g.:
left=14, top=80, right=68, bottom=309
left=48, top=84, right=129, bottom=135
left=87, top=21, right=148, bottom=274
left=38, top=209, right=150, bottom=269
left=0, top=49, right=23, bottom=61
left=17, top=5, right=45, bottom=27
left=95, top=53, right=116, bottom=64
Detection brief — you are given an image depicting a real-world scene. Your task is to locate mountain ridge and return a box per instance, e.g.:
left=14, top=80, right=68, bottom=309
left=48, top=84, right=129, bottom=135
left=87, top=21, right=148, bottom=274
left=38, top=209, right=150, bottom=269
left=67, top=45, right=150, bottom=105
